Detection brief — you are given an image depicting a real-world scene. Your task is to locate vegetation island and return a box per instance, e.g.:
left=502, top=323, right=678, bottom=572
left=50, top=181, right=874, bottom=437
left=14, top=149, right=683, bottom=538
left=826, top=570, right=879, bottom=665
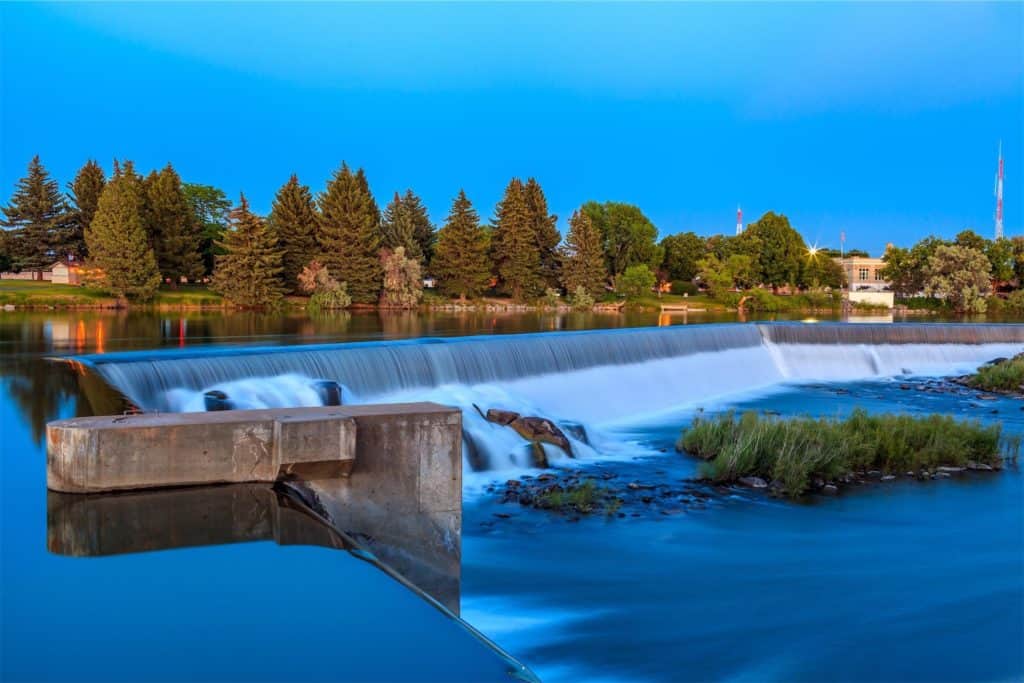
left=2, top=156, right=1023, bottom=316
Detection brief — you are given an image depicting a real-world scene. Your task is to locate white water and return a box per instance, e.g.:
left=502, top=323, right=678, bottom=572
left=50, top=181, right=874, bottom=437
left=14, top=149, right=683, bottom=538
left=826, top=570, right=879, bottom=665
left=158, top=340, right=1020, bottom=474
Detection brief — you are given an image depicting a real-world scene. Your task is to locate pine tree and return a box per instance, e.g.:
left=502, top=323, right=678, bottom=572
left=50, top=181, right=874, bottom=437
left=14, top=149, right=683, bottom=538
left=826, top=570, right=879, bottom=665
left=431, top=190, right=491, bottom=300
left=524, top=177, right=561, bottom=288
left=211, top=194, right=285, bottom=308
left=144, top=164, right=203, bottom=285
left=268, top=174, right=319, bottom=292
left=381, top=191, right=420, bottom=260
left=317, top=163, right=383, bottom=304
left=85, top=160, right=162, bottom=302
left=490, top=178, right=542, bottom=300
left=403, top=189, right=436, bottom=264
left=1, top=156, right=71, bottom=275
left=66, top=160, right=106, bottom=260
left=560, top=209, right=608, bottom=298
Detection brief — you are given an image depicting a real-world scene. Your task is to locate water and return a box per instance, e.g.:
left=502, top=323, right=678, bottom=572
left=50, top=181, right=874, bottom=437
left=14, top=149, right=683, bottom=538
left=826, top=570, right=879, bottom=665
left=3, top=309, right=1023, bottom=682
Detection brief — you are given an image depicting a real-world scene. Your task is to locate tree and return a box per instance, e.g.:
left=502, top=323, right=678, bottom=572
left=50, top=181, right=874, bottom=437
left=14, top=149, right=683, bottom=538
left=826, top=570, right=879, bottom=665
left=403, top=190, right=436, bottom=265
left=660, top=231, right=705, bottom=282
left=581, top=201, right=661, bottom=279
left=523, top=178, right=561, bottom=288
left=144, top=164, right=204, bottom=285
left=211, top=194, right=285, bottom=308
left=298, top=259, right=351, bottom=310
left=923, top=244, right=991, bottom=313
left=66, top=160, right=106, bottom=260
left=183, top=183, right=231, bottom=276
left=954, top=229, right=987, bottom=253
left=697, top=253, right=755, bottom=298
left=431, top=190, right=490, bottom=300
left=380, top=246, right=423, bottom=308
left=317, top=163, right=383, bottom=304
left=381, top=191, right=420, bottom=259
left=985, top=238, right=1015, bottom=284
left=881, top=236, right=946, bottom=297
left=560, top=209, right=607, bottom=298
left=84, top=161, right=162, bottom=302
left=1, top=156, right=71, bottom=276
left=268, top=174, right=319, bottom=292
left=801, top=251, right=845, bottom=289
left=743, top=211, right=806, bottom=288
left=615, top=263, right=656, bottom=299
left=490, top=178, right=543, bottom=300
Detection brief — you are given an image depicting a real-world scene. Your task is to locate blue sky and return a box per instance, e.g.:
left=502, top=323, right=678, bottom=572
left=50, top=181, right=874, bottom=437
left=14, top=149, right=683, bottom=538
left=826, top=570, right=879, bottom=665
left=1, top=2, right=1021, bottom=255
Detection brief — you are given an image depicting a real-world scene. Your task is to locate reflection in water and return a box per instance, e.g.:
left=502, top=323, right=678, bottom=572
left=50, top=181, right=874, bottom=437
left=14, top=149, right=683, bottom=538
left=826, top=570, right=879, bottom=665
left=46, top=482, right=462, bottom=614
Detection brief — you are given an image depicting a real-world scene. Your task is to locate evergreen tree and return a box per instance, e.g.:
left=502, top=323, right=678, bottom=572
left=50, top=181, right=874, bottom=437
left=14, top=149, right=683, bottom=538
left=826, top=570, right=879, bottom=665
left=490, top=178, right=543, bottom=300
left=431, top=190, right=490, bottom=299
left=560, top=209, right=608, bottom=298
left=85, top=160, right=161, bottom=302
left=144, top=164, right=203, bottom=285
left=66, top=160, right=106, bottom=260
left=524, top=178, right=561, bottom=288
left=403, top=189, right=436, bottom=264
left=381, top=191, right=420, bottom=259
left=211, top=194, right=285, bottom=308
left=268, top=174, right=319, bottom=292
left=317, top=163, right=383, bottom=304
left=1, top=156, right=71, bottom=275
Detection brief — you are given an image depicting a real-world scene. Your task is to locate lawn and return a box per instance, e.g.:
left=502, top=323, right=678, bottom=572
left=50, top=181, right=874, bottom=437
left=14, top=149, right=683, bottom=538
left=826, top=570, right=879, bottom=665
left=0, top=280, right=224, bottom=308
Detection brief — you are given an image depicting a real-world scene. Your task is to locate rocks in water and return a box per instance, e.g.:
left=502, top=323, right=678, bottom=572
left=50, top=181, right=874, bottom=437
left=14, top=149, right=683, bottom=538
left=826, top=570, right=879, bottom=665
left=935, top=466, right=965, bottom=474
left=822, top=484, right=839, bottom=495
left=484, top=407, right=575, bottom=462
left=485, top=408, right=520, bottom=425
left=560, top=421, right=590, bottom=445
left=881, top=474, right=896, bottom=482
left=738, top=476, right=768, bottom=489
left=966, top=461, right=994, bottom=471
left=312, top=380, right=343, bottom=406
left=203, top=390, right=233, bottom=411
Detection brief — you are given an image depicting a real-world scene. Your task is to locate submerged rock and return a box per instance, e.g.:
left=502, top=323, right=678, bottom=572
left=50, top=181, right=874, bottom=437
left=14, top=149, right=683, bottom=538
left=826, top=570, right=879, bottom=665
left=738, top=476, right=768, bottom=489
left=203, top=390, right=233, bottom=411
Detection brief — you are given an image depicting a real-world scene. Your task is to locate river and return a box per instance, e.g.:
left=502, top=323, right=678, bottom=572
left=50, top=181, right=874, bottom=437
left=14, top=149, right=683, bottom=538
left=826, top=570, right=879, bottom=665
left=2, top=309, right=1022, bottom=682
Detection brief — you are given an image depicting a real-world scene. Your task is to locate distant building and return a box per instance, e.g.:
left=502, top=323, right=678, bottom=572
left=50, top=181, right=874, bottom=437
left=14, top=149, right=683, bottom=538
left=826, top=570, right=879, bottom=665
left=50, top=262, right=82, bottom=285
left=834, top=255, right=890, bottom=292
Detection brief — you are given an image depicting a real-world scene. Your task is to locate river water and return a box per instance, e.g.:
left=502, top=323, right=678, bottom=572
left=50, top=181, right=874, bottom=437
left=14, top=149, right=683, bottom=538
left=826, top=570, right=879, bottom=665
left=2, top=310, right=1022, bottom=682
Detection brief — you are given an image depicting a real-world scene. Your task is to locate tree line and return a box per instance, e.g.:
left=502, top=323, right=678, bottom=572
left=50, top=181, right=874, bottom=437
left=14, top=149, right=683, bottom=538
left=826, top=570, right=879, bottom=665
left=4, top=155, right=1015, bottom=311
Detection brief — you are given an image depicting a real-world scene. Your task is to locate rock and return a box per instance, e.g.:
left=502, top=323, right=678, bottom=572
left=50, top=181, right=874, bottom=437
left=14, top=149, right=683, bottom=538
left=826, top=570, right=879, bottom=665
left=738, top=476, right=768, bottom=489
left=486, top=408, right=520, bottom=425
left=203, top=390, right=233, bottom=411
left=560, top=421, right=589, bottom=444
left=312, top=379, right=343, bottom=406
left=529, top=441, right=549, bottom=468
left=881, top=475, right=896, bottom=481
left=899, top=384, right=912, bottom=391
left=966, top=461, right=994, bottom=471
left=768, top=480, right=786, bottom=496
left=934, top=471, right=951, bottom=479
left=510, top=416, right=573, bottom=456
left=822, top=484, right=839, bottom=495
left=866, top=470, right=882, bottom=479
left=505, top=479, right=521, bottom=489
left=935, top=466, right=965, bottom=474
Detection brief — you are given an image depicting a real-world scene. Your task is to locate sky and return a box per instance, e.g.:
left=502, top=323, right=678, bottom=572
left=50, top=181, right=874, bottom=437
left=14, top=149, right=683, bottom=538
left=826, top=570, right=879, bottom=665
left=1, top=2, right=1021, bottom=255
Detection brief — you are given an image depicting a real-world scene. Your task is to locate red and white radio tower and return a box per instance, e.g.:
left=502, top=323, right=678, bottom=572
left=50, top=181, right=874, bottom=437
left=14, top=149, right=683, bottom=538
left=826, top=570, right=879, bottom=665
left=735, top=206, right=743, bottom=236
left=995, top=141, right=1004, bottom=240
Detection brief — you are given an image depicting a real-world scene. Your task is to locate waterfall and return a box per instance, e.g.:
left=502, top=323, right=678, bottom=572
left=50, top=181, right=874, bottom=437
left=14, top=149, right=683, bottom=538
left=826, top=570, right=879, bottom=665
left=73, top=323, right=1024, bottom=472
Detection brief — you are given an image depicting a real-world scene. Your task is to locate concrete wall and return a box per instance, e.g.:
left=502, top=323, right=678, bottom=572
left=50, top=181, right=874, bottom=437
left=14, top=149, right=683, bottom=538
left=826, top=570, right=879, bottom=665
left=848, top=291, right=895, bottom=308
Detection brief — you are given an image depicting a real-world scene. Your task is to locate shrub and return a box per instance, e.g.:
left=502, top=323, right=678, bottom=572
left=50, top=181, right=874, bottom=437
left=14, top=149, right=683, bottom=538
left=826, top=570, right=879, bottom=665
left=670, top=280, right=699, bottom=296
left=615, top=264, right=656, bottom=299
left=569, top=285, right=594, bottom=310
left=543, top=287, right=561, bottom=309
left=968, top=355, right=1024, bottom=393
left=299, top=259, right=351, bottom=311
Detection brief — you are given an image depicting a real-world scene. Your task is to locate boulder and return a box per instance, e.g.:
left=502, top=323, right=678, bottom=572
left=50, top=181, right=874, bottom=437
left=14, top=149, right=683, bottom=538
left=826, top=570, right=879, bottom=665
left=312, top=380, right=343, bottom=406
left=510, top=416, right=573, bottom=456
left=485, top=408, right=520, bottom=425
left=738, top=476, right=768, bottom=489
left=203, top=390, right=233, bottom=412
left=529, top=442, right=549, bottom=468
left=822, top=484, right=839, bottom=495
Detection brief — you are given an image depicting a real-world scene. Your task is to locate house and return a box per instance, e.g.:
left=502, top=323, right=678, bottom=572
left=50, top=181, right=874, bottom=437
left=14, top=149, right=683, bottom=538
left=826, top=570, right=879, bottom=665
left=50, top=261, right=82, bottom=285
left=834, top=255, right=890, bottom=292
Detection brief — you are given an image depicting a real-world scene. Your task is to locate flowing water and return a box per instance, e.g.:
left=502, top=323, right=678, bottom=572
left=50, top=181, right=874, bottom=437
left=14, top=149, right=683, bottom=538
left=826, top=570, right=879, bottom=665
left=2, top=309, right=1023, bottom=682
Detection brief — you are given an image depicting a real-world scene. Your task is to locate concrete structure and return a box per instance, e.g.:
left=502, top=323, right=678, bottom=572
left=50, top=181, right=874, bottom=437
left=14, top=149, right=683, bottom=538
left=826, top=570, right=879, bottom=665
left=848, top=290, right=895, bottom=308
left=835, top=255, right=890, bottom=292
left=46, top=402, right=464, bottom=611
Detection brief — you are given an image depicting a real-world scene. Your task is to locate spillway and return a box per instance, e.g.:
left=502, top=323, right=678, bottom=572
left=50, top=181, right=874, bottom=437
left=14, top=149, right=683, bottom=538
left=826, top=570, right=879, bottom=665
left=71, top=322, right=1024, bottom=472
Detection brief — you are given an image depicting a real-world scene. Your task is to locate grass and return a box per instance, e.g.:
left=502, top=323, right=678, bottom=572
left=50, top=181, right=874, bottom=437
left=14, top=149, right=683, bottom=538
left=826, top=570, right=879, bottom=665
left=967, top=355, right=1024, bottom=394
left=535, top=479, right=617, bottom=514
left=677, top=409, right=1018, bottom=498
left=0, top=280, right=225, bottom=308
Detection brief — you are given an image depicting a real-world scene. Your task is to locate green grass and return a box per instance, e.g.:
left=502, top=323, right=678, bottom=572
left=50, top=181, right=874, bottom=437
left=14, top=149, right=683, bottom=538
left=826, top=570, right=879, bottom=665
left=152, top=286, right=224, bottom=306
left=0, top=280, right=112, bottom=305
left=535, top=479, right=616, bottom=514
left=967, top=355, right=1024, bottom=393
left=678, top=409, right=1017, bottom=498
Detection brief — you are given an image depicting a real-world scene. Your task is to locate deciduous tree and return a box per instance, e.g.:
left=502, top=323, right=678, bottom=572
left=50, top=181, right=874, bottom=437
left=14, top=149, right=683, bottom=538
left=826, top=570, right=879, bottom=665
left=923, top=244, right=991, bottom=313
left=183, top=183, right=231, bottom=276
left=380, top=246, right=423, bottom=308
left=660, top=231, right=705, bottom=282
left=581, top=201, right=662, bottom=278
left=743, top=211, right=806, bottom=289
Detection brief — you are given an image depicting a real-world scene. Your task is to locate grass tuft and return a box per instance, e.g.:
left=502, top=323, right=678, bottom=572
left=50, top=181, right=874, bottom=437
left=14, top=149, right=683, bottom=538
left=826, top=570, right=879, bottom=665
left=967, top=355, right=1024, bottom=394
left=678, top=409, right=1018, bottom=498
